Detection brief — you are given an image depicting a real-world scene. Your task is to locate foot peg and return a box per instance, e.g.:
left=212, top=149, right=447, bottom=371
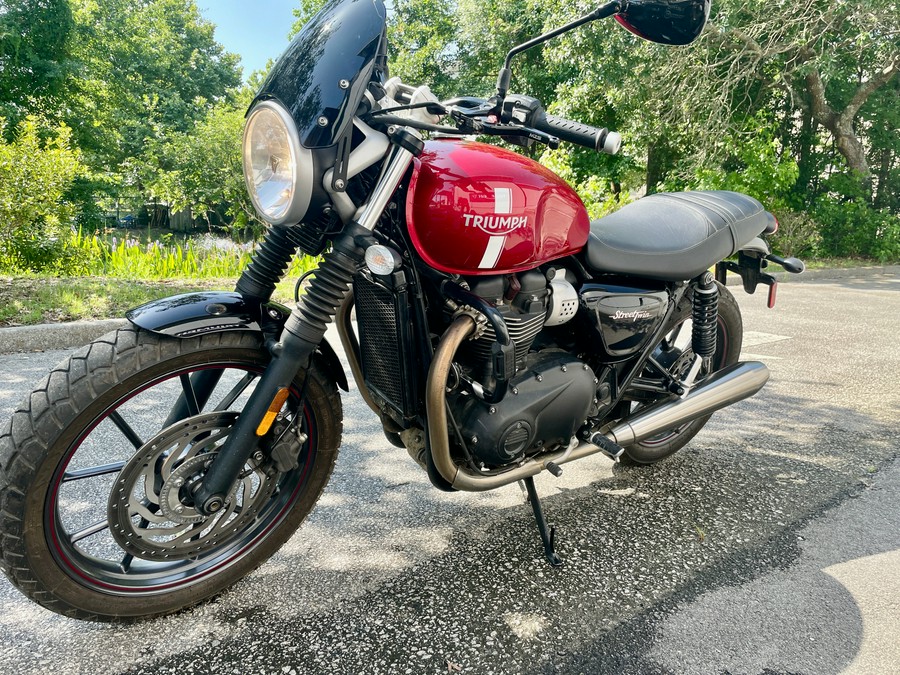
left=589, top=432, right=625, bottom=463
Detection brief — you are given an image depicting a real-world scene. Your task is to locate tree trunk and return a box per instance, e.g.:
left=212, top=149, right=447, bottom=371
left=646, top=139, right=671, bottom=195
left=804, top=62, right=898, bottom=201
left=873, top=148, right=894, bottom=210
left=795, top=108, right=816, bottom=200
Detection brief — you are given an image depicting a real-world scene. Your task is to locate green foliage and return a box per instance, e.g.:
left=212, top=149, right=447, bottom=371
left=692, top=132, right=799, bottom=206
left=290, top=0, right=330, bottom=37
left=1, top=0, right=896, bottom=265
left=812, top=198, right=900, bottom=260
left=770, top=211, right=822, bottom=258
left=65, top=0, right=241, bottom=185
left=388, top=0, right=458, bottom=98
left=143, top=93, right=260, bottom=237
left=0, top=0, right=75, bottom=126
left=0, top=116, right=86, bottom=272
left=55, top=229, right=318, bottom=280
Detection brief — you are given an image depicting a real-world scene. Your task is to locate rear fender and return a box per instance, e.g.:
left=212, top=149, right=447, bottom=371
left=737, top=236, right=770, bottom=257
left=126, top=291, right=348, bottom=391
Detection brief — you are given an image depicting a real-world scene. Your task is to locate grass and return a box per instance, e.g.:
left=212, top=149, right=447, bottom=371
left=0, top=228, right=317, bottom=327
left=801, top=257, right=897, bottom=270
left=0, top=276, right=299, bottom=327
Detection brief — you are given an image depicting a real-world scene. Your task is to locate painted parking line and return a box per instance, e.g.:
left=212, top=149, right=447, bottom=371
left=743, top=331, right=793, bottom=347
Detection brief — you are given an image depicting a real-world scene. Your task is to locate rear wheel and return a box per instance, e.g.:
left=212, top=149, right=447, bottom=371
left=621, top=282, right=742, bottom=465
left=0, top=327, right=341, bottom=621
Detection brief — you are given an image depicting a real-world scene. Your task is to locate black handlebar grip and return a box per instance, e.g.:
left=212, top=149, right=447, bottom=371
left=535, top=112, right=621, bottom=155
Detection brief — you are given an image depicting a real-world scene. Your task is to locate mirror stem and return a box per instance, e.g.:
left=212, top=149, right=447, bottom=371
left=496, top=1, right=623, bottom=98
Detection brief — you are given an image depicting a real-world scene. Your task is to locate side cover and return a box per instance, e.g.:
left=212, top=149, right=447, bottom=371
left=406, top=140, right=590, bottom=275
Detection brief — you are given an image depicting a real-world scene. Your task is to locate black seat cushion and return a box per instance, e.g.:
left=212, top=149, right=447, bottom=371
left=586, top=190, right=768, bottom=281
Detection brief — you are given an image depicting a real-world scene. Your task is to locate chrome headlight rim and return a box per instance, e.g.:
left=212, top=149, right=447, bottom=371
left=242, top=99, right=314, bottom=227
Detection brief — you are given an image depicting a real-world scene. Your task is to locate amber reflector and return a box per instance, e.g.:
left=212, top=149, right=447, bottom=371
left=256, top=387, right=291, bottom=436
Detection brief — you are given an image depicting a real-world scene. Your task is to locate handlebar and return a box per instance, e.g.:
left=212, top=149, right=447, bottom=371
left=534, top=112, right=621, bottom=155
left=366, top=87, right=622, bottom=155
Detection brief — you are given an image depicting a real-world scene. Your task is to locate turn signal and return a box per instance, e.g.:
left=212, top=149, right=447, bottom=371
left=256, top=387, right=290, bottom=436
left=364, top=245, right=401, bottom=276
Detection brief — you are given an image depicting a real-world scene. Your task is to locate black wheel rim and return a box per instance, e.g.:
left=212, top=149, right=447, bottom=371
left=44, top=361, right=317, bottom=594
left=638, top=314, right=730, bottom=447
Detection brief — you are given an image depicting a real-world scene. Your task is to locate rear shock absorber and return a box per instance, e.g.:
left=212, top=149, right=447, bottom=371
left=691, top=272, right=719, bottom=361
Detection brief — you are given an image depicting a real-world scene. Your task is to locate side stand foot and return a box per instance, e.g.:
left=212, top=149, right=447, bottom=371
left=523, top=476, right=562, bottom=566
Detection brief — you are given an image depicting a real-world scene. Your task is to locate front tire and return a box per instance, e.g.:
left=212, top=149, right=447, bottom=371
left=621, top=282, right=742, bottom=465
left=0, top=327, right=341, bottom=621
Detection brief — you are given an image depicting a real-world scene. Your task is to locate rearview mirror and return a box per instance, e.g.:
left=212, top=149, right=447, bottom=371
left=615, top=0, right=710, bottom=46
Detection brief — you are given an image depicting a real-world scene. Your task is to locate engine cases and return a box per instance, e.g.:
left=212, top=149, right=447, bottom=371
left=454, top=352, right=596, bottom=466
left=579, top=282, right=670, bottom=362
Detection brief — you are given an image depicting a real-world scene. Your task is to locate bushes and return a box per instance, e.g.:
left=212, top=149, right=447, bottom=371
left=0, top=117, right=86, bottom=272
left=812, top=198, right=900, bottom=261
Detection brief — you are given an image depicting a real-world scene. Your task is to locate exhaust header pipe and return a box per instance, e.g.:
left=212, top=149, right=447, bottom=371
left=426, top=316, right=769, bottom=492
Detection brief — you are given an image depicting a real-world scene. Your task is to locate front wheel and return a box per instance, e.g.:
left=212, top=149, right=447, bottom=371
left=621, top=282, right=743, bottom=465
left=0, top=327, right=341, bottom=621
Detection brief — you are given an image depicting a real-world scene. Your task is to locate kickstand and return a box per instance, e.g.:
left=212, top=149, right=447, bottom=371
left=522, top=476, right=563, bottom=566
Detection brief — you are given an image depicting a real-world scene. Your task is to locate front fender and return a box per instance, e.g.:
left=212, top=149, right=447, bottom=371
left=126, top=291, right=348, bottom=391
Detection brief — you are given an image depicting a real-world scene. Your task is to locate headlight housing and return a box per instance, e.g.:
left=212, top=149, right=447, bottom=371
left=242, top=100, right=313, bottom=226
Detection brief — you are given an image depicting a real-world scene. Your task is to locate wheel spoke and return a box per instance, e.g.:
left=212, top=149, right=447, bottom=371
left=36, top=340, right=318, bottom=603
left=180, top=374, right=201, bottom=416
left=68, top=518, right=109, bottom=544
left=214, top=372, right=257, bottom=411
left=108, top=411, right=145, bottom=449
left=63, top=461, right=126, bottom=482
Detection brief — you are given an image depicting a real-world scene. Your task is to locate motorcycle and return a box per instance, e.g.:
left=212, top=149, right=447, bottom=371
left=0, top=0, right=804, bottom=621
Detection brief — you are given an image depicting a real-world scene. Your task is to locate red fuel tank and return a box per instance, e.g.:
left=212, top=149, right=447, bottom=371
left=405, top=140, right=590, bottom=276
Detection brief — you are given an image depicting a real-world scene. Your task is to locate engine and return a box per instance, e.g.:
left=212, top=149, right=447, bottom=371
left=452, top=352, right=596, bottom=466
left=450, top=270, right=594, bottom=467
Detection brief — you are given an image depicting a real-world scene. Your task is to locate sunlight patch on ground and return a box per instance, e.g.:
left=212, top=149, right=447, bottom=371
left=827, top=549, right=900, bottom=675
left=504, top=612, right=548, bottom=639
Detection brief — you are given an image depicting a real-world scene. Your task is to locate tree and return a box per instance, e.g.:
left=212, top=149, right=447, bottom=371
left=0, top=116, right=85, bottom=270
left=289, top=0, right=329, bottom=38
left=654, top=0, right=899, bottom=199
left=144, top=92, right=259, bottom=234
left=0, top=0, right=75, bottom=128
left=66, top=0, right=241, bottom=175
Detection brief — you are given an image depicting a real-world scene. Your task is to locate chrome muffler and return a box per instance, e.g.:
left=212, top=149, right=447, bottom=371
left=604, top=359, right=770, bottom=446
left=426, top=316, right=769, bottom=492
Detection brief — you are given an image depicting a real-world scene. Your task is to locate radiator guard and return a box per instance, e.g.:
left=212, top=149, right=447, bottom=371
left=353, top=270, right=420, bottom=423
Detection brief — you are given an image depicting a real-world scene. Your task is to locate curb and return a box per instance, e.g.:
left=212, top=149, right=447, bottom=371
left=0, top=266, right=896, bottom=355
left=0, top=319, right=127, bottom=355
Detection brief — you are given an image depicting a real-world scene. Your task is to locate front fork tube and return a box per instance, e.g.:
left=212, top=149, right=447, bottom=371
left=193, top=142, right=417, bottom=515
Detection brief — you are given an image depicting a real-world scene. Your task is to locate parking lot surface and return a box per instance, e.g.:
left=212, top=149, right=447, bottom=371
left=1, top=274, right=898, bottom=674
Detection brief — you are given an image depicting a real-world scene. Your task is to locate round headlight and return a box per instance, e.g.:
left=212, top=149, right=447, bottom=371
left=242, top=100, right=313, bottom=226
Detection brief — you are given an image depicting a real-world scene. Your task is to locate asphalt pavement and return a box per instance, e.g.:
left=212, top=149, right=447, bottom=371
left=0, top=272, right=898, bottom=674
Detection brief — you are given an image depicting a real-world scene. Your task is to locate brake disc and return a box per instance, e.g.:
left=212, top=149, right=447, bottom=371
left=107, top=411, right=277, bottom=561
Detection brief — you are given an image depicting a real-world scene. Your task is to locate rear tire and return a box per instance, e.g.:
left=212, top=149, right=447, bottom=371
left=0, top=327, right=341, bottom=621
left=621, top=282, right=742, bottom=465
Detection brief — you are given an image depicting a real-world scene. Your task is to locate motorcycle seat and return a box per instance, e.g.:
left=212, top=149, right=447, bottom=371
left=585, top=190, right=768, bottom=281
